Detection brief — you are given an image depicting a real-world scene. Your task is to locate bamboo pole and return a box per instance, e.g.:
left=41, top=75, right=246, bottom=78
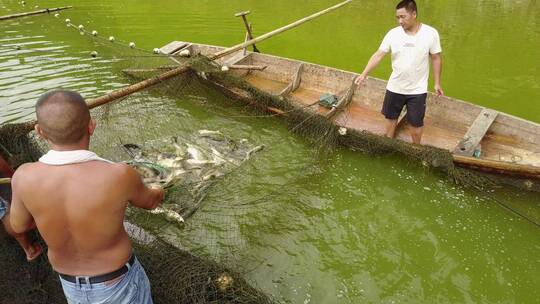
left=0, top=6, right=72, bottom=21
left=15, top=0, right=352, bottom=132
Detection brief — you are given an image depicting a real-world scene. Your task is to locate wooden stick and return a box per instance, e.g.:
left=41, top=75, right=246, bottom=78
left=210, top=0, right=352, bottom=60
left=0, top=6, right=72, bottom=21
left=0, top=178, right=11, bottom=185
left=235, top=11, right=260, bottom=53
left=229, top=64, right=267, bottom=71
left=17, top=0, right=352, bottom=131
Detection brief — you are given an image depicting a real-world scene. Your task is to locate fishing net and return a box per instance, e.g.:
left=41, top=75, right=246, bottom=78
left=1, top=13, right=539, bottom=304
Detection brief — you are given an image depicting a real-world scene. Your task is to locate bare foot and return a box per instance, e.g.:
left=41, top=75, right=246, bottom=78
left=26, top=243, right=43, bottom=262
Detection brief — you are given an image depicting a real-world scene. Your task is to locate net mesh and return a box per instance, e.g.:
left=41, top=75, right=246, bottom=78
left=1, top=28, right=539, bottom=304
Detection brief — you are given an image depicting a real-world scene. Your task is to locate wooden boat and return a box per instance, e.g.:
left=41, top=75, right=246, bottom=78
left=157, top=41, right=540, bottom=183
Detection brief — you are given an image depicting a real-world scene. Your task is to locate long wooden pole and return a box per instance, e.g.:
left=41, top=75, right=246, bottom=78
left=15, top=0, right=352, bottom=132
left=0, top=6, right=72, bottom=21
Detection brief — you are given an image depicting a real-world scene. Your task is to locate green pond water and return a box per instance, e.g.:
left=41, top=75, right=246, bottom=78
left=1, top=0, right=539, bottom=303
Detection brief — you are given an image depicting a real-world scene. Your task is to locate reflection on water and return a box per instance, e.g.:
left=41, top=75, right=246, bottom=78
left=0, top=1, right=539, bottom=303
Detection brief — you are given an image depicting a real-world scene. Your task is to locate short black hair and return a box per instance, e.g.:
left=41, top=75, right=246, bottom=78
left=35, top=90, right=90, bottom=145
left=396, top=0, right=417, bottom=14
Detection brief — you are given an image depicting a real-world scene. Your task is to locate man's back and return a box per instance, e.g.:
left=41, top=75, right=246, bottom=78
left=15, top=161, right=135, bottom=275
left=10, top=90, right=161, bottom=303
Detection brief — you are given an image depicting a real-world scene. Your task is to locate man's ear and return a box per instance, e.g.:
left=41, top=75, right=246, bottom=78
left=88, top=118, right=96, bottom=136
left=34, top=124, right=48, bottom=140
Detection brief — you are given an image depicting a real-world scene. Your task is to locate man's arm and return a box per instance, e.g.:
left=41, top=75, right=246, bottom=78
left=354, top=50, right=387, bottom=85
left=430, top=53, right=444, bottom=96
left=123, top=165, right=164, bottom=210
left=10, top=168, right=35, bottom=234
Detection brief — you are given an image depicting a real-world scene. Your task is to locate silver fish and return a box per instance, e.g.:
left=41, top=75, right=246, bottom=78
left=245, top=144, right=265, bottom=160
left=186, top=144, right=204, bottom=161
left=149, top=207, right=184, bottom=224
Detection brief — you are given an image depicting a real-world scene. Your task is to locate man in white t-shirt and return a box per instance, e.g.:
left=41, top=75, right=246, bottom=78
left=355, top=0, right=443, bottom=144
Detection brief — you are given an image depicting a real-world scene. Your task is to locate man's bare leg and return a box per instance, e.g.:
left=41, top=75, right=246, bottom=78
left=410, top=126, right=423, bottom=145
left=2, top=214, right=42, bottom=261
left=385, top=119, right=398, bottom=138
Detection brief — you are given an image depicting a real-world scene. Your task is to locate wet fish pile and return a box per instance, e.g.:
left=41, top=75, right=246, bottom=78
left=119, top=130, right=264, bottom=224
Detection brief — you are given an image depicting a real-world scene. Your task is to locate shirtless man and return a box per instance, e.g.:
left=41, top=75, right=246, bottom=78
left=10, top=90, right=164, bottom=304
left=355, top=0, right=443, bottom=144
left=0, top=155, right=42, bottom=261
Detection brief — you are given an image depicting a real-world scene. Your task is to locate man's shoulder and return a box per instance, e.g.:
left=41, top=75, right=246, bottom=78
left=103, top=162, right=139, bottom=183
left=11, top=162, right=43, bottom=189
left=13, top=162, right=42, bottom=177
left=386, top=26, right=402, bottom=35
left=91, top=162, right=134, bottom=179
left=421, top=24, right=439, bottom=35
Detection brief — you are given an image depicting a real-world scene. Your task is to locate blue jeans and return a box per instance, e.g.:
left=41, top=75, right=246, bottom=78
left=0, top=196, right=8, bottom=220
left=59, top=257, right=153, bottom=304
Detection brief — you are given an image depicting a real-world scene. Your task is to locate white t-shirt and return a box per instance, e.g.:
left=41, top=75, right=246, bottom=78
left=379, top=24, right=442, bottom=95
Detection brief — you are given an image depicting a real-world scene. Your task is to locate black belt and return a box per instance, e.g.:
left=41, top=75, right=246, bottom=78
left=59, top=254, right=136, bottom=284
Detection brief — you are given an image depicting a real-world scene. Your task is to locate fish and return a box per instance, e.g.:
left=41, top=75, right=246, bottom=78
left=211, top=148, right=226, bottom=166
left=245, top=144, right=265, bottom=160
left=156, top=156, right=183, bottom=169
left=198, top=129, right=223, bottom=137
left=186, top=144, right=205, bottom=161
left=183, top=159, right=216, bottom=170
left=149, top=207, right=184, bottom=224
left=202, top=169, right=223, bottom=181
left=129, top=161, right=166, bottom=179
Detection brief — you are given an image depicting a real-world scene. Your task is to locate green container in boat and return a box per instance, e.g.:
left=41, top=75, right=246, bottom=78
left=318, top=93, right=338, bottom=109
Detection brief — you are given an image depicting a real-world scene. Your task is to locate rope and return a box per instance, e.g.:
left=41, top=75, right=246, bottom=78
left=474, top=184, right=540, bottom=228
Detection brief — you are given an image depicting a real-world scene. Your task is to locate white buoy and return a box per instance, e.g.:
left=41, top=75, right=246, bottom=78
left=78, top=24, right=84, bottom=30
left=91, top=30, right=98, bottom=36
left=15, top=45, right=21, bottom=50
left=21, top=1, right=25, bottom=5
left=65, top=18, right=71, bottom=23
left=129, top=42, right=136, bottom=49
left=153, top=48, right=160, bottom=54
left=90, top=51, right=98, bottom=58
left=338, top=127, right=347, bottom=136
left=108, top=36, right=115, bottom=42
left=179, top=49, right=190, bottom=57
left=221, top=66, right=229, bottom=72
left=34, top=5, right=38, bottom=8
left=54, top=13, right=59, bottom=18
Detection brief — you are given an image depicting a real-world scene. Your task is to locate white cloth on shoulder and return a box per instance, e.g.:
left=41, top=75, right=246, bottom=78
left=39, top=150, right=114, bottom=165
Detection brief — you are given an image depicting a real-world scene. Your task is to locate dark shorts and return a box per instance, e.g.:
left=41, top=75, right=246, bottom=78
left=381, top=90, right=427, bottom=127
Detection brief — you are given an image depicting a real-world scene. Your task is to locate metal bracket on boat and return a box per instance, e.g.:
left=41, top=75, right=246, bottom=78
left=279, top=63, right=303, bottom=96
left=453, top=108, right=498, bottom=156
